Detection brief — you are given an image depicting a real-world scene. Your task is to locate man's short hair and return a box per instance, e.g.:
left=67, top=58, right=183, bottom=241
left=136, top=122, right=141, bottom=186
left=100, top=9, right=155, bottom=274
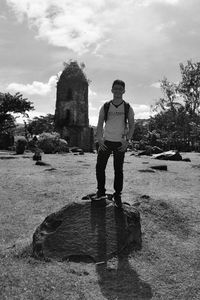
left=112, top=79, right=125, bottom=89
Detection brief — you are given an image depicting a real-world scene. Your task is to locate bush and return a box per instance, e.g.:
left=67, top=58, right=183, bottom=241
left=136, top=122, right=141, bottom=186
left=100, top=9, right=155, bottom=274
left=15, top=136, right=27, bottom=154
left=27, top=136, right=38, bottom=152
left=0, top=133, right=14, bottom=150
left=56, top=138, right=69, bottom=153
left=37, top=132, right=69, bottom=154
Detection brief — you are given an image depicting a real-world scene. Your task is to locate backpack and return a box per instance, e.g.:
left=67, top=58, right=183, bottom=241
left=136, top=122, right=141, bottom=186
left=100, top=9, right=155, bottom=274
left=104, top=100, right=130, bottom=124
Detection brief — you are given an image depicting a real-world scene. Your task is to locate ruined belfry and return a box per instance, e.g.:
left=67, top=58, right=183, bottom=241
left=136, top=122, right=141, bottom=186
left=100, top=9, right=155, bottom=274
left=55, top=61, right=93, bottom=151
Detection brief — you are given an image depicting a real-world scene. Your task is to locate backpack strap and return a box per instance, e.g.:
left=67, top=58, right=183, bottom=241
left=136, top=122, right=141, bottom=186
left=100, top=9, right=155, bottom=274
left=104, top=101, right=112, bottom=123
left=104, top=100, right=130, bottom=124
left=124, top=101, right=130, bottom=125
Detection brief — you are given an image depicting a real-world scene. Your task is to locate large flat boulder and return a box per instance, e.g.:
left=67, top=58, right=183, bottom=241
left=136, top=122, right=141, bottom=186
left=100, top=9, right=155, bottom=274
left=32, top=200, right=142, bottom=262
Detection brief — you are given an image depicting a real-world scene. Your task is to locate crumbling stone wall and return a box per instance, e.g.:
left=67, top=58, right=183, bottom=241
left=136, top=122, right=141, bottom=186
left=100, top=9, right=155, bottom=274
left=55, top=62, right=93, bottom=151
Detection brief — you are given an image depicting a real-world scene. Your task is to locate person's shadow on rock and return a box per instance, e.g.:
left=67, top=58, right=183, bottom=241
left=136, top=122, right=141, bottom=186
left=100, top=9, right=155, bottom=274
left=91, top=204, right=152, bottom=300
left=90, top=202, right=107, bottom=262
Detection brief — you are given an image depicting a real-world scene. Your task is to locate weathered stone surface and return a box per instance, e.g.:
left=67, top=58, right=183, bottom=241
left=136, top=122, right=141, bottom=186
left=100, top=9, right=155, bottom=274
left=32, top=200, right=142, bottom=262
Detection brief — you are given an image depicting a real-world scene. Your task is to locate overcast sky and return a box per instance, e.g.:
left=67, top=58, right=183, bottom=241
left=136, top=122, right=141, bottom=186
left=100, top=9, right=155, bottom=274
left=1, top=0, right=200, bottom=125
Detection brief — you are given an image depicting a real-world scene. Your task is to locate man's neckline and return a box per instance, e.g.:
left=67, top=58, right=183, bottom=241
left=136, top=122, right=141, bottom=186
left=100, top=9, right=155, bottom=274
left=111, top=100, right=124, bottom=108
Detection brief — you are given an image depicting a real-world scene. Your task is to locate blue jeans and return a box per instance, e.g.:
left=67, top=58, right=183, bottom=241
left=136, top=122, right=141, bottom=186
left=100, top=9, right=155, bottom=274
left=96, top=140, right=125, bottom=196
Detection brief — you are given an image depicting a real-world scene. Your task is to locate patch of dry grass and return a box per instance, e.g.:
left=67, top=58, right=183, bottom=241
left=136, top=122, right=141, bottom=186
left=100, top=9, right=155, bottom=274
left=0, top=151, right=199, bottom=299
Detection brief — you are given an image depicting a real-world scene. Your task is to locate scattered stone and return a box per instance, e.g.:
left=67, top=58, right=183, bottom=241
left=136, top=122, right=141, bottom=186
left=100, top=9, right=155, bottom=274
left=150, top=165, right=168, bottom=171
left=182, top=158, right=191, bottom=162
left=82, top=163, right=90, bottom=167
left=32, top=200, right=142, bottom=262
left=33, top=149, right=42, bottom=161
left=138, top=169, right=155, bottom=173
left=152, top=150, right=182, bottom=161
left=44, top=168, right=57, bottom=172
left=138, top=146, right=163, bottom=156
left=152, top=146, right=164, bottom=154
left=71, top=147, right=84, bottom=153
left=130, top=151, right=137, bottom=156
left=137, top=149, right=151, bottom=156
left=0, top=156, right=17, bottom=160
left=35, top=161, right=51, bottom=166
left=140, top=195, right=150, bottom=199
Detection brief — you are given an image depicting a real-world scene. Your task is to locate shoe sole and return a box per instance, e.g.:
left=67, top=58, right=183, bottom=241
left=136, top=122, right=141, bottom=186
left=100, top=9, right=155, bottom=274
left=93, top=196, right=107, bottom=201
left=114, top=201, right=122, bottom=208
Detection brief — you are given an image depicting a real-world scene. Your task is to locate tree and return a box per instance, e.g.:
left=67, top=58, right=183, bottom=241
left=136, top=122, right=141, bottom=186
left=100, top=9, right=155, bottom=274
left=152, top=77, right=184, bottom=118
left=151, top=60, right=200, bottom=150
left=26, top=114, right=55, bottom=136
left=132, top=120, right=149, bottom=142
left=179, top=60, right=200, bottom=117
left=0, top=92, right=34, bottom=134
left=151, top=77, right=185, bottom=148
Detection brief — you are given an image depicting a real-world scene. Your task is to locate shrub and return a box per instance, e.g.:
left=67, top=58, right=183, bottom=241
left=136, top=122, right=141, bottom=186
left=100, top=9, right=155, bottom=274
left=0, top=133, right=14, bottom=150
left=28, top=136, right=38, bottom=152
left=56, top=138, right=69, bottom=153
left=15, top=136, right=27, bottom=154
left=37, top=132, right=69, bottom=154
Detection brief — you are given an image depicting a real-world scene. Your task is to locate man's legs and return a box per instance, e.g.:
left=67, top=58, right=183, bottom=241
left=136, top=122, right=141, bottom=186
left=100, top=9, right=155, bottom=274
left=96, top=147, right=111, bottom=197
left=113, top=148, right=125, bottom=206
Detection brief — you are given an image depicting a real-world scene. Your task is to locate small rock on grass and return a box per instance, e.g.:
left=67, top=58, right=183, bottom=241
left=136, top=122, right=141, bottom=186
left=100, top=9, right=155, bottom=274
left=150, top=165, right=168, bottom=171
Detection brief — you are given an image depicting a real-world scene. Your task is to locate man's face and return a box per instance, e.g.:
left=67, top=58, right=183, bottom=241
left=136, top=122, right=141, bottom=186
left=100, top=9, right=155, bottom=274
left=111, top=84, right=125, bottom=97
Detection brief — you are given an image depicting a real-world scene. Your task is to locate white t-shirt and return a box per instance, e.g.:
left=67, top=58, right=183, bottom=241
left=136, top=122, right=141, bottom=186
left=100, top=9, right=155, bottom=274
left=99, top=101, right=134, bottom=142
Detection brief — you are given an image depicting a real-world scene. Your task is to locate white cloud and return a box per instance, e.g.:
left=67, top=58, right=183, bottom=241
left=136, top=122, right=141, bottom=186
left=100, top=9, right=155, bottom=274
left=6, top=75, right=59, bottom=95
left=5, top=0, right=183, bottom=57
left=15, top=111, right=48, bottom=123
left=89, top=97, right=98, bottom=126
left=155, top=21, right=176, bottom=33
left=133, top=104, right=151, bottom=119
left=0, top=15, right=7, bottom=20
left=6, top=0, right=116, bottom=54
left=88, top=88, right=97, bottom=97
left=138, top=0, right=179, bottom=6
left=89, top=114, right=98, bottom=126
left=150, top=82, right=161, bottom=89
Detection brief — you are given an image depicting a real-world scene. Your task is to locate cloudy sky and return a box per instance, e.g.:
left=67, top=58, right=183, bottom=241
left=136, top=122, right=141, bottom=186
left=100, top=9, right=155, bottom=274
left=1, top=0, right=200, bottom=125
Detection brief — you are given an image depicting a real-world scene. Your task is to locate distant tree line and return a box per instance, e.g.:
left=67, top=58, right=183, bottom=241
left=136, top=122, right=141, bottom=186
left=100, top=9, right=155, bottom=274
left=133, top=60, right=200, bottom=152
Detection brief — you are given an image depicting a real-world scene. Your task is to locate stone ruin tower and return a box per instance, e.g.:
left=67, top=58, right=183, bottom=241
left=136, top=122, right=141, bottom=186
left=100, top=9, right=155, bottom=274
left=55, top=61, right=93, bottom=151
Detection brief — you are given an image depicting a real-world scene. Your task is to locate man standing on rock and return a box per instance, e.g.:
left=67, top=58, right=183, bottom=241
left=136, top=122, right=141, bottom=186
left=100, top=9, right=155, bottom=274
left=96, top=79, right=135, bottom=208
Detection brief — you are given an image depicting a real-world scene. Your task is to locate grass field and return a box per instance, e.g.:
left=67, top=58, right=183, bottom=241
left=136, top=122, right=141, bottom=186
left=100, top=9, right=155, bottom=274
left=0, top=150, right=199, bottom=299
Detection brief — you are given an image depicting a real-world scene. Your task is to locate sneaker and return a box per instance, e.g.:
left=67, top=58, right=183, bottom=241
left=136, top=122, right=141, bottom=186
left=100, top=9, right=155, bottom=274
left=113, top=194, right=122, bottom=208
left=94, top=192, right=107, bottom=200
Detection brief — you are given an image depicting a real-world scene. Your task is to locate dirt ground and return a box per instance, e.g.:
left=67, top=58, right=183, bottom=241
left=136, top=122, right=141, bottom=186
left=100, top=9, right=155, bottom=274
left=0, top=150, right=199, bottom=299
